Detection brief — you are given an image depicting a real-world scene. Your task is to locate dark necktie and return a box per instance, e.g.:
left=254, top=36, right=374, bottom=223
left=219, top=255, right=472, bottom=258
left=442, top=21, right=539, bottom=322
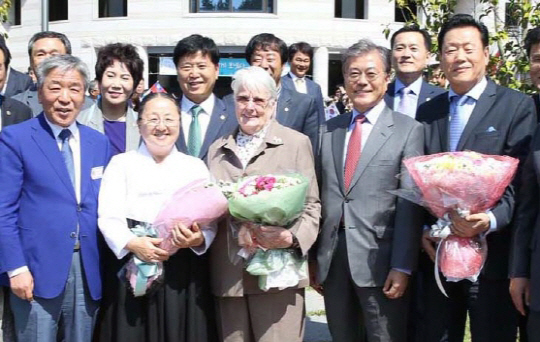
left=59, top=129, right=75, bottom=188
left=344, top=114, right=366, bottom=191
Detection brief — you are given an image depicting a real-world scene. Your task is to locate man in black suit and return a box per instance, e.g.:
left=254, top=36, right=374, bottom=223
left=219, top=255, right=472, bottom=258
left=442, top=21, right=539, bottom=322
left=0, top=35, right=33, bottom=98
left=239, top=33, right=320, bottom=152
left=13, top=31, right=93, bottom=116
left=173, top=34, right=238, bottom=161
left=385, top=25, right=445, bottom=119
left=524, top=27, right=540, bottom=118
left=282, top=42, right=326, bottom=123
left=417, top=14, right=537, bottom=342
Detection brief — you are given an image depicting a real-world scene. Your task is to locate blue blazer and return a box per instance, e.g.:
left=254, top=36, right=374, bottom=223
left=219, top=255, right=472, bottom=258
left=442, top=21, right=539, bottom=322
left=282, top=73, right=326, bottom=123
left=0, top=114, right=111, bottom=300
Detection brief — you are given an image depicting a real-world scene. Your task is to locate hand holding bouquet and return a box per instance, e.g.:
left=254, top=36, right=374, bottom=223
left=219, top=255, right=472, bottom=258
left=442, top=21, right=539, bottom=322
left=397, top=151, right=518, bottom=295
left=125, top=179, right=228, bottom=296
left=221, top=174, right=309, bottom=291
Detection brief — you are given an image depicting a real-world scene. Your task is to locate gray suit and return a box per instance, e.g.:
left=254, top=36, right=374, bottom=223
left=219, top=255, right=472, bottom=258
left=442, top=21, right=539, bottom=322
left=316, top=104, right=424, bottom=341
left=77, top=102, right=140, bottom=152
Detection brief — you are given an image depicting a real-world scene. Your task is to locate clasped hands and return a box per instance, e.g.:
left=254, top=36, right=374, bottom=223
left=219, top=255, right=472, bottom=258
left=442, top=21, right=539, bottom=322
left=240, top=222, right=294, bottom=250
left=422, top=210, right=490, bottom=262
left=126, top=221, right=204, bottom=263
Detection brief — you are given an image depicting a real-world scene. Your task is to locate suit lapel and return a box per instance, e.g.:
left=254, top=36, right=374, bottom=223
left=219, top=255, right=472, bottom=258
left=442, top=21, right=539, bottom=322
left=384, top=82, right=395, bottom=109
left=331, top=113, right=350, bottom=193
left=347, top=106, right=394, bottom=194
left=433, top=96, right=451, bottom=152
left=31, top=115, right=76, bottom=200
left=200, top=97, right=229, bottom=158
left=175, top=99, right=188, bottom=154
left=457, top=80, right=497, bottom=151
left=79, top=125, right=94, bottom=202
left=1, top=98, right=12, bottom=127
left=276, top=89, right=292, bottom=125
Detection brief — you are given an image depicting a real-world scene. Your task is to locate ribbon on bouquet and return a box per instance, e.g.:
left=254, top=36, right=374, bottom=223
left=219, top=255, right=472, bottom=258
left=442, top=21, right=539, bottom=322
left=430, top=215, right=452, bottom=298
left=130, top=223, right=159, bottom=297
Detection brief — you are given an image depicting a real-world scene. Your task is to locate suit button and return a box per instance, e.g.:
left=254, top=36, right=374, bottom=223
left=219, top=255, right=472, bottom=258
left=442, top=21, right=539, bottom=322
left=77, top=205, right=82, bottom=212
left=70, top=232, right=77, bottom=238
left=344, top=198, right=350, bottom=203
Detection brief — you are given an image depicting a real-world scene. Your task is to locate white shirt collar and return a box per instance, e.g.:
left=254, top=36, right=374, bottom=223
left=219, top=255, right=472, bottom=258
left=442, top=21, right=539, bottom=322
left=289, top=72, right=304, bottom=81
left=44, top=115, right=80, bottom=141
left=350, top=99, right=386, bottom=127
left=0, top=67, right=10, bottom=95
left=395, top=76, right=423, bottom=96
left=181, top=93, right=215, bottom=116
left=448, top=76, right=488, bottom=101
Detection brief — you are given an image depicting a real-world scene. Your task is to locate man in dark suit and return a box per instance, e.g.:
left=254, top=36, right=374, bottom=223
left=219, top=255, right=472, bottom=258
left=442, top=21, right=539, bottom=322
left=236, top=33, right=320, bottom=152
left=0, top=39, right=31, bottom=130
left=417, top=14, right=537, bottom=342
left=13, top=31, right=93, bottom=116
left=314, top=39, right=424, bottom=342
left=524, top=27, right=540, bottom=118
left=385, top=25, right=445, bottom=119
left=0, top=55, right=110, bottom=342
left=173, top=34, right=238, bottom=160
left=282, top=42, right=326, bottom=122
left=0, top=35, right=33, bottom=98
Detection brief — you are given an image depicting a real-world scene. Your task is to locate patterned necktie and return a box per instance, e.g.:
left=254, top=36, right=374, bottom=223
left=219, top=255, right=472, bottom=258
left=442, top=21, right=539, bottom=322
left=344, top=115, right=366, bottom=191
left=188, top=105, right=203, bottom=157
left=397, top=87, right=414, bottom=118
left=59, top=129, right=75, bottom=188
left=295, top=78, right=307, bottom=94
left=448, top=95, right=469, bottom=152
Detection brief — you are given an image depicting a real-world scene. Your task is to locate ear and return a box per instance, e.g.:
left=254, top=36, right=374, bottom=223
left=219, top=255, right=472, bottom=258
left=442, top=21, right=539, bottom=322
left=483, top=46, right=490, bottom=65
left=214, top=63, right=219, bottom=80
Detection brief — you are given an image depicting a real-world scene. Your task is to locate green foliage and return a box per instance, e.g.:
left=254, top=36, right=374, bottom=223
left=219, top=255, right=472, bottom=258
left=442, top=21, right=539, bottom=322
left=391, top=0, right=540, bottom=93
left=0, top=0, right=11, bottom=23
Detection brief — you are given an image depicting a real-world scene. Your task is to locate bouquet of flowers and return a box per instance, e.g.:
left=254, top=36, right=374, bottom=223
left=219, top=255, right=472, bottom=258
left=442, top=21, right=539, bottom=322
left=398, top=151, right=518, bottom=295
left=220, top=174, right=309, bottom=291
left=125, top=179, right=229, bottom=296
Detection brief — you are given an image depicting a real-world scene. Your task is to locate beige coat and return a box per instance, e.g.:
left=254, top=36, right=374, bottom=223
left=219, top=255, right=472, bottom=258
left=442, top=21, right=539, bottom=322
left=207, top=120, right=321, bottom=297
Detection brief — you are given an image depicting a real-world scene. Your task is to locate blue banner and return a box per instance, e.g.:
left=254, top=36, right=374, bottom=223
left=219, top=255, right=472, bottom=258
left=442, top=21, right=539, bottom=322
left=219, top=58, right=250, bottom=77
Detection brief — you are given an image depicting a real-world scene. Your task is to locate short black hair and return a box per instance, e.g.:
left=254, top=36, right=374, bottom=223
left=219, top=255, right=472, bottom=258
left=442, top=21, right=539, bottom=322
left=288, top=42, right=314, bottom=61
left=390, top=25, right=431, bottom=51
left=245, top=33, right=288, bottom=65
left=95, top=43, right=144, bottom=92
left=173, top=34, right=220, bottom=67
left=525, top=27, right=540, bottom=59
left=28, top=31, right=72, bottom=57
left=0, top=38, right=12, bottom=68
left=438, top=14, right=489, bottom=52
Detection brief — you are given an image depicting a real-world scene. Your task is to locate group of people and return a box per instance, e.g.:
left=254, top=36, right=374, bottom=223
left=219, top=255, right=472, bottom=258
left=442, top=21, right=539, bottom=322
left=0, top=11, right=539, bottom=342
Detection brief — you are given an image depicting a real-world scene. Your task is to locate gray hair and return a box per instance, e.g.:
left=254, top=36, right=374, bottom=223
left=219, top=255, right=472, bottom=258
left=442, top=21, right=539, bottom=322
left=36, top=55, right=90, bottom=91
left=27, top=31, right=72, bottom=57
left=88, top=79, right=99, bottom=91
left=342, top=39, right=391, bottom=74
left=231, top=66, right=277, bottom=100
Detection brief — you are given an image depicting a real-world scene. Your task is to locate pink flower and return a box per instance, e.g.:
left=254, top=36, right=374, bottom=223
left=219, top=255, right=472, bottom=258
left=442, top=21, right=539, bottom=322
left=255, top=176, right=276, bottom=192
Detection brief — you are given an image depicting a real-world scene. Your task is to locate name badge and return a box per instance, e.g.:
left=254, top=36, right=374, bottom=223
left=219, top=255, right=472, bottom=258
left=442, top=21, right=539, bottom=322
left=91, top=166, right=104, bottom=180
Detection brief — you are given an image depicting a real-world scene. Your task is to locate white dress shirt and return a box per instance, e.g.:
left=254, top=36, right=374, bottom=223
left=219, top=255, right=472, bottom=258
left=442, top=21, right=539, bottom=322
left=289, top=72, right=308, bottom=94
left=181, top=94, right=215, bottom=146
left=9, top=117, right=82, bottom=277
left=393, top=76, right=423, bottom=116
left=98, top=143, right=217, bottom=259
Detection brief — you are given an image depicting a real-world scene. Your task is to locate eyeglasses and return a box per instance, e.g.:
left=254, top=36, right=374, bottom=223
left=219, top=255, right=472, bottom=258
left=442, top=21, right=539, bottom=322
left=346, top=70, right=384, bottom=83
left=236, top=95, right=271, bottom=109
left=141, top=118, right=180, bottom=127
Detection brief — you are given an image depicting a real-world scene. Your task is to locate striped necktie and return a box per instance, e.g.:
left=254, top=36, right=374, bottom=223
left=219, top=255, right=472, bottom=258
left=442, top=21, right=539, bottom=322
left=448, top=95, right=469, bottom=152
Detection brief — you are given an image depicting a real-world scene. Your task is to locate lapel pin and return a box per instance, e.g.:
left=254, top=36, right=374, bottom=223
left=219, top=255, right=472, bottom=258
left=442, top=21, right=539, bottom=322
left=6, top=110, right=11, bottom=116
left=220, top=114, right=226, bottom=120
left=284, top=107, right=289, bottom=112
left=426, top=97, right=431, bottom=101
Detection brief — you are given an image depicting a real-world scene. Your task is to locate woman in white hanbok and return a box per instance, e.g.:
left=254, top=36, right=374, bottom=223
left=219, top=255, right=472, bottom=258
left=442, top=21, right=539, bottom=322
left=94, top=93, right=218, bottom=342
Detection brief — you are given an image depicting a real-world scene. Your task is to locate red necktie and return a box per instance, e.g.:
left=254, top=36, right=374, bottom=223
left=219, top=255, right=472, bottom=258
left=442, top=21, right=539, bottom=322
left=344, top=115, right=366, bottom=191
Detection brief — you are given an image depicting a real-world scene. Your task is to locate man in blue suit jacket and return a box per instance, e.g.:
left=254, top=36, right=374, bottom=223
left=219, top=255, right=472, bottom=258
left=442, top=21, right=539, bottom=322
left=0, top=55, right=110, bottom=342
left=384, top=25, right=445, bottom=119
left=282, top=42, right=326, bottom=123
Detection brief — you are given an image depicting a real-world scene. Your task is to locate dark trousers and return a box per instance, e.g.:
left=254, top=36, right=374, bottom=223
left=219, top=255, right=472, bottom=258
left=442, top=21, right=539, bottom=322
left=419, top=253, right=518, bottom=342
left=527, top=310, right=540, bottom=341
left=323, top=230, right=407, bottom=342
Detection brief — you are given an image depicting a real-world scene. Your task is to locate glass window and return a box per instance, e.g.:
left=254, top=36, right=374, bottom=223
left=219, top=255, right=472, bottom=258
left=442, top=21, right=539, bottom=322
left=9, top=0, right=21, bottom=25
left=49, top=0, right=68, bottom=21
left=335, top=0, right=365, bottom=19
left=192, top=0, right=273, bottom=13
left=99, top=0, right=128, bottom=18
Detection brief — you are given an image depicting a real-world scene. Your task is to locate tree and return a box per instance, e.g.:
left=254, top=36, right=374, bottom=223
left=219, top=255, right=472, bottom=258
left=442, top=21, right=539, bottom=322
left=0, top=0, right=11, bottom=23
left=390, top=0, right=540, bottom=93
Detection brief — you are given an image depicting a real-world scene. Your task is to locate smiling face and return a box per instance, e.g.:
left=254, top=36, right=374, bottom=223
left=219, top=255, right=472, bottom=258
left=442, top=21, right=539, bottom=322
left=99, top=60, right=134, bottom=107
left=392, top=31, right=430, bottom=81
left=138, top=96, right=181, bottom=158
left=38, top=68, right=85, bottom=127
left=530, top=42, right=540, bottom=90
left=440, top=26, right=489, bottom=95
left=250, top=47, right=283, bottom=85
left=31, top=38, right=67, bottom=73
left=290, top=52, right=311, bottom=78
left=176, top=51, right=218, bottom=104
left=235, top=85, right=275, bottom=135
left=344, top=51, right=389, bottom=113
